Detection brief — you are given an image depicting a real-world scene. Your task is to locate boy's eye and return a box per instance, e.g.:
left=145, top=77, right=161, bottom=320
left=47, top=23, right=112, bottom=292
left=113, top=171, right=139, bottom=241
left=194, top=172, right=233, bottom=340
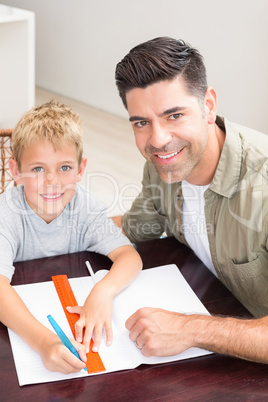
left=60, top=165, right=71, bottom=172
left=33, top=167, right=44, bottom=172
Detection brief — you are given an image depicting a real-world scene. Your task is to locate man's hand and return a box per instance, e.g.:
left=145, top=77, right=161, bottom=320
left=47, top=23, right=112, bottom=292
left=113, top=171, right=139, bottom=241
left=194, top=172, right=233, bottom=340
left=125, top=307, right=193, bottom=357
left=126, top=306, right=268, bottom=364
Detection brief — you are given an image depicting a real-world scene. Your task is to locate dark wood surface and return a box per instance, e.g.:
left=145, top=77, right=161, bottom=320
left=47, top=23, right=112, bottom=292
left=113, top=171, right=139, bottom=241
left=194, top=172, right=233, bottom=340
left=1, top=237, right=268, bottom=401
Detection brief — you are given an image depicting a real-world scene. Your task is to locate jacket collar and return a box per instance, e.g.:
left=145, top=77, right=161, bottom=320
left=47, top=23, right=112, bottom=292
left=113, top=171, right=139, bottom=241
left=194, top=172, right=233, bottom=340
left=209, top=116, right=242, bottom=199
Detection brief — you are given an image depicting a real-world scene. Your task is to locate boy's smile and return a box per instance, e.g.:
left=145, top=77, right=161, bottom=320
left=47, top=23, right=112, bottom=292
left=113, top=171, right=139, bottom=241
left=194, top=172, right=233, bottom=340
left=13, top=140, right=86, bottom=223
left=41, top=193, right=64, bottom=200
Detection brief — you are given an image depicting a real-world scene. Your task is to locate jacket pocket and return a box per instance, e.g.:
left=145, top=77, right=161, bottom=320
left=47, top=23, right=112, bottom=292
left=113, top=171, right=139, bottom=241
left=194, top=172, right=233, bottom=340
left=226, top=253, right=268, bottom=317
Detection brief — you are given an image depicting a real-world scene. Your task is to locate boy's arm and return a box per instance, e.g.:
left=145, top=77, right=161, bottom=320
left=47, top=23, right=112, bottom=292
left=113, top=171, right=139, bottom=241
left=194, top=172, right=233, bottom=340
left=111, top=216, right=125, bottom=234
left=0, top=275, right=87, bottom=373
left=105, top=245, right=143, bottom=294
left=69, top=245, right=142, bottom=352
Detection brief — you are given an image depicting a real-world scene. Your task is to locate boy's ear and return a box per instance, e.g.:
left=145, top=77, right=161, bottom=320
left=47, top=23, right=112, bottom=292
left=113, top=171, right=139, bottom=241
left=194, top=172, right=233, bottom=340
left=9, top=159, right=23, bottom=185
left=77, top=157, right=87, bottom=182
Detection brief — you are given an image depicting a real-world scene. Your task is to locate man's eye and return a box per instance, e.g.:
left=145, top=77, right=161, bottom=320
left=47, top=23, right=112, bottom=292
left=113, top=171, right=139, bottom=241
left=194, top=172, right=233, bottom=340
left=135, top=121, right=148, bottom=127
left=60, top=166, right=71, bottom=172
left=33, top=167, right=44, bottom=172
left=169, top=113, right=182, bottom=120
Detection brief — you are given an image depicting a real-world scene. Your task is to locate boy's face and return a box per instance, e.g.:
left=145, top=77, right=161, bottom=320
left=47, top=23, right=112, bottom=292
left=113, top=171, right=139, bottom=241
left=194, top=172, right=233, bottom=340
left=12, top=140, right=86, bottom=223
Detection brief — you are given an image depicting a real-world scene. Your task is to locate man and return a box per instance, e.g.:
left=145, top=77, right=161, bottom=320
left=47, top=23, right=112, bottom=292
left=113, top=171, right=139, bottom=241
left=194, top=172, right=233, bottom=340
left=112, top=37, right=268, bottom=363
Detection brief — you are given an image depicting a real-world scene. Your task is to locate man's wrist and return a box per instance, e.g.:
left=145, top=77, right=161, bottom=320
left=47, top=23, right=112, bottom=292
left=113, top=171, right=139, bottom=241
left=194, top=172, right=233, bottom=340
left=182, top=313, right=217, bottom=351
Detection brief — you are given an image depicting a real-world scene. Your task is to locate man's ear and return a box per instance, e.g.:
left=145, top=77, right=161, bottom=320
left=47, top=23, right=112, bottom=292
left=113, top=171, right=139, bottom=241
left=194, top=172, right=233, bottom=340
left=77, top=157, right=87, bottom=182
left=9, top=159, right=23, bottom=185
left=204, top=87, right=217, bottom=125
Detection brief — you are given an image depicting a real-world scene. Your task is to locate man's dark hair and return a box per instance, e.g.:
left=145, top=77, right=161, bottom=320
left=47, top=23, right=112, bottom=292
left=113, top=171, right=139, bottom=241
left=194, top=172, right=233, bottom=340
left=115, top=37, right=208, bottom=109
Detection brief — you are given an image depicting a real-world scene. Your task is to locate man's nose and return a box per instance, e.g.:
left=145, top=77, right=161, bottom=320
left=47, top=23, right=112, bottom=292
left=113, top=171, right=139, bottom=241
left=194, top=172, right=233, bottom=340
left=149, top=122, right=172, bottom=149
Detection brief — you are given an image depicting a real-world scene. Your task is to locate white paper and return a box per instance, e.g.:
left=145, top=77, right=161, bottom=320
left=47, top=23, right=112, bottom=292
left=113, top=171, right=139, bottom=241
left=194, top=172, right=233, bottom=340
left=8, top=264, right=212, bottom=386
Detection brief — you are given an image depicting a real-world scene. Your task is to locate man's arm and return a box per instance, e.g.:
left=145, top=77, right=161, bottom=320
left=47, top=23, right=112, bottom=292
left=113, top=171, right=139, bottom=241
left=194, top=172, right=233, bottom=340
left=126, top=307, right=268, bottom=363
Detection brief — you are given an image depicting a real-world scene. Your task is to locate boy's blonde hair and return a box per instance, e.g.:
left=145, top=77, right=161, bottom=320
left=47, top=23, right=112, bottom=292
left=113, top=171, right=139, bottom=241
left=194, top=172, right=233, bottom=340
left=12, top=100, right=83, bottom=168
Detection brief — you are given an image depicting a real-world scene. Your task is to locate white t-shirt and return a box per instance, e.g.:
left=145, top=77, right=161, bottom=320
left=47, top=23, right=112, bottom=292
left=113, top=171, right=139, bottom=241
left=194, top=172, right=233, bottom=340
left=0, top=184, right=131, bottom=281
left=181, top=180, right=218, bottom=277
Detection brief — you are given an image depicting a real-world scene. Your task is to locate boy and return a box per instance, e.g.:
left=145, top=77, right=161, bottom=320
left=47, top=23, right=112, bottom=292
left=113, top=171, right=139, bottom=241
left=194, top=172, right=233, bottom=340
left=0, top=100, right=142, bottom=374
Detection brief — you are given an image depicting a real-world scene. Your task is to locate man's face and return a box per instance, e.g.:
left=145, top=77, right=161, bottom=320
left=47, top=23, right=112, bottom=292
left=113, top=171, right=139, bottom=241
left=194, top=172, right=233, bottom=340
left=126, top=77, right=215, bottom=184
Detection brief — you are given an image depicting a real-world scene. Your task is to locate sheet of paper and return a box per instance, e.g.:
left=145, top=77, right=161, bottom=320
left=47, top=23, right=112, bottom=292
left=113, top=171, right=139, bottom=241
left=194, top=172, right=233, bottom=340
left=8, top=264, right=212, bottom=386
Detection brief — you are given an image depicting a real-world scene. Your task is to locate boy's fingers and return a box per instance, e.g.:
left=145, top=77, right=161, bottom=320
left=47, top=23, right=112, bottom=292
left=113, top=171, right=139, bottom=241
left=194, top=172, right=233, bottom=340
left=66, top=305, right=82, bottom=315
left=59, top=342, right=87, bottom=372
left=105, top=324, right=113, bottom=346
left=92, top=326, right=103, bottom=352
left=83, top=325, right=94, bottom=354
left=74, top=317, right=86, bottom=343
left=70, top=339, right=87, bottom=362
left=66, top=306, right=84, bottom=342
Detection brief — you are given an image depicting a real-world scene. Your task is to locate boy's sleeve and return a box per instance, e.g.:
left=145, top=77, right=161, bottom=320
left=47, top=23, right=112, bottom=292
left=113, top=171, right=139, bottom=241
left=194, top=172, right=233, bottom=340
left=0, top=233, right=16, bottom=281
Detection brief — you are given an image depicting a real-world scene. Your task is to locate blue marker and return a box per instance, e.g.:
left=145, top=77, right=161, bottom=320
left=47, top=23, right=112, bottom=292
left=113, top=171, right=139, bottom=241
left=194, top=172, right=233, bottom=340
left=47, top=314, right=87, bottom=372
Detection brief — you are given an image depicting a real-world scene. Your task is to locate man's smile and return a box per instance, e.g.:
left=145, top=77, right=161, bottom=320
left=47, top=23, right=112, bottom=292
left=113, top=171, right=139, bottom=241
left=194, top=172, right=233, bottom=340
left=153, top=148, right=185, bottom=165
left=156, top=148, right=184, bottom=159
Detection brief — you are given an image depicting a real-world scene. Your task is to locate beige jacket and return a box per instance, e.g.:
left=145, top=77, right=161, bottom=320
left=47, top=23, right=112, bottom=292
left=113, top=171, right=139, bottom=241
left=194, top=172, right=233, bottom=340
left=123, top=117, right=268, bottom=317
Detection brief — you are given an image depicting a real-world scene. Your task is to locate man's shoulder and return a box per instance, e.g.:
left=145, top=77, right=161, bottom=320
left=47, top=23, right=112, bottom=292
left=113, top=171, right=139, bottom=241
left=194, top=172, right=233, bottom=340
left=237, top=124, right=268, bottom=179
left=223, top=118, right=268, bottom=179
left=225, top=118, right=268, bottom=150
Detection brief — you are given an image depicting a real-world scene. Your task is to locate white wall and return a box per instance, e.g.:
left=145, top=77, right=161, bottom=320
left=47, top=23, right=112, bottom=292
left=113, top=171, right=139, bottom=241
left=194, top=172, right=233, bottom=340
left=0, top=5, right=34, bottom=127
left=3, top=0, right=268, bottom=132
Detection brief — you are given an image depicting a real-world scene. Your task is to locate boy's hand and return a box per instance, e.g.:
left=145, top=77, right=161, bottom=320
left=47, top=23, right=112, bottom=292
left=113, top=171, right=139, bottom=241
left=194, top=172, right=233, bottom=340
left=67, top=282, right=113, bottom=353
left=38, top=331, right=87, bottom=374
left=0, top=275, right=87, bottom=374
left=66, top=246, right=142, bottom=353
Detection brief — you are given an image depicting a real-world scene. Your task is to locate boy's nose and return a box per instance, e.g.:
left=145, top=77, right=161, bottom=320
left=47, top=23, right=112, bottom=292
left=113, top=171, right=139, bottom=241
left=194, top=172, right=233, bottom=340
left=44, top=172, right=59, bottom=185
left=46, top=173, right=54, bottom=182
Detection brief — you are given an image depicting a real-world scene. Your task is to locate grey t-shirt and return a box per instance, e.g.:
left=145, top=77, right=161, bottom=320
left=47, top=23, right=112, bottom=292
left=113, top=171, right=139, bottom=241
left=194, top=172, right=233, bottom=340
left=0, top=184, right=131, bottom=280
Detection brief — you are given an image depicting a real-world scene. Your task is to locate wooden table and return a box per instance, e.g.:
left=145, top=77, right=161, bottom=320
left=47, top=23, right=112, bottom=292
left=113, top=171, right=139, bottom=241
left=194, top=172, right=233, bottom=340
left=1, top=237, right=268, bottom=401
